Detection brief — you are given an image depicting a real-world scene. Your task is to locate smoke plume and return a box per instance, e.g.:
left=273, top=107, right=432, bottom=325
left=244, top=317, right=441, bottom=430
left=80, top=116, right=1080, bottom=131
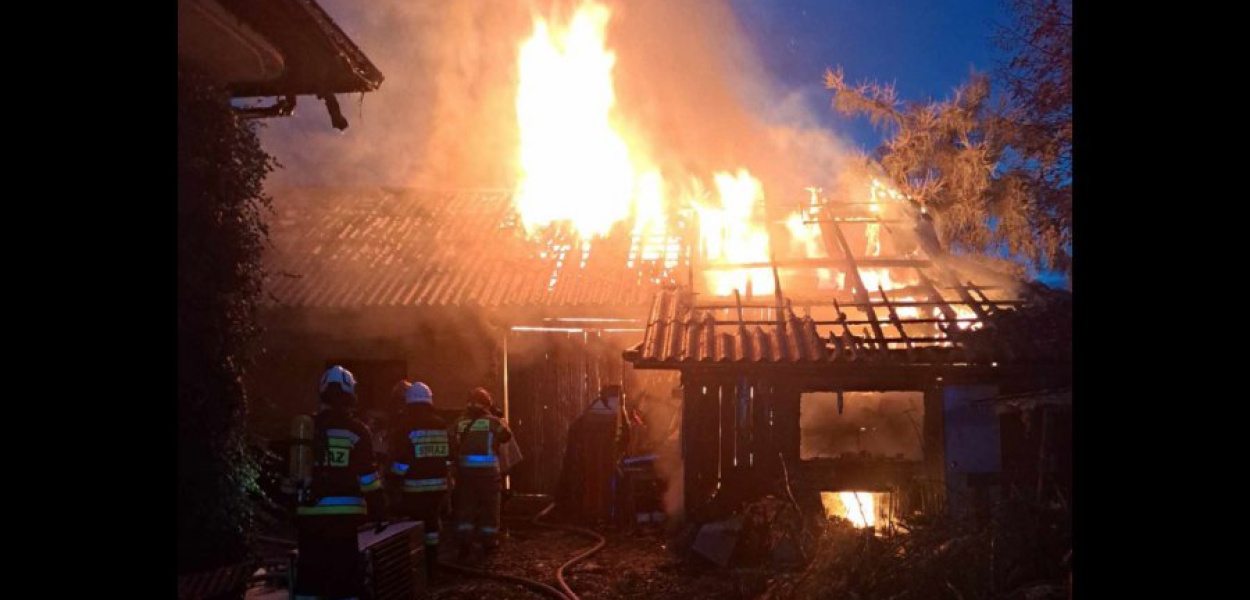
left=260, top=0, right=856, bottom=203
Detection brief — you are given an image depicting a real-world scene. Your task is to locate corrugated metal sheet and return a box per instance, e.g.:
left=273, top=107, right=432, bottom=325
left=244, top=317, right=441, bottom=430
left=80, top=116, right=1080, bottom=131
left=627, top=287, right=975, bottom=366
left=626, top=286, right=1071, bottom=369
left=265, top=188, right=682, bottom=309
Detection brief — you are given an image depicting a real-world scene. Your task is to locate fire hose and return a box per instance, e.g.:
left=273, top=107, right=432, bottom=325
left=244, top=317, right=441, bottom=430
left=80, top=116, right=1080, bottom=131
left=437, top=560, right=569, bottom=600
left=533, top=502, right=607, bottom=600
left=441, top=501, right=607, bottom=600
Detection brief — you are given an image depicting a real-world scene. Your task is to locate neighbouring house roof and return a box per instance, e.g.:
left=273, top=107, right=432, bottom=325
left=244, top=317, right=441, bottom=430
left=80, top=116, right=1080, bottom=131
left=264, top=188, right=686, bottom=310
left=179, top=0, right=383, bottom=97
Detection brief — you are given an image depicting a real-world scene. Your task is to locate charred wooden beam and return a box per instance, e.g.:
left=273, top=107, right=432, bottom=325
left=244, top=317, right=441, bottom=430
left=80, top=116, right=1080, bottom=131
left=691, top=299, right=1025, bottom=310
left=828, top=335, right=971, bottom=344
left=766, top=217, right=788, bottom=336
left=733, top=289, right=747, bottom=337
left=699, top=257, right=932, bottom=270
left=819, top=216, right=888, bottom=349
left=916, top=269, right=959, bottom=322
left=719, top=317, right=984, bottom=326
left=686, top=287, right=1013, bottom=310
left=801, top=217, right=908, bottom=224
left=878, top=286, right=916, bottom=361
left=967, top=281, right=1000, bottom=314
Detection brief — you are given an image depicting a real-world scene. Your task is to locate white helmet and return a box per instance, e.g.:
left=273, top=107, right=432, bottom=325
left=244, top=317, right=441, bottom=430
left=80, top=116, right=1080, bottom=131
left=319, top=365, right=357, bottom=394
left=405, top=381, right=434, bottom=405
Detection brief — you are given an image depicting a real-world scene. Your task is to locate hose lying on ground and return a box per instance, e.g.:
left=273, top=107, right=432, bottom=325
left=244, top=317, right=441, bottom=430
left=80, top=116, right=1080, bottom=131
left=531, top=503, right=608, bottom=600
left=441, top=501, right=608, bottom=600
left=437, top=559, right=569, bottom=600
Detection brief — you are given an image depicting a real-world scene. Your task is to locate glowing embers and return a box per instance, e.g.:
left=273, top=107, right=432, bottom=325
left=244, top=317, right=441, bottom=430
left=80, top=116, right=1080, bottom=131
left=820, top=491, right=894, bottom=530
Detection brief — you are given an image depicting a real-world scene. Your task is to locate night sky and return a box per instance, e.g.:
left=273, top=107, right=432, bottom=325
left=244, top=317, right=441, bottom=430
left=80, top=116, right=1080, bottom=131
left=729, top=0, right=1064, bottom=285
left=730, top=0, right=1010, bottom=151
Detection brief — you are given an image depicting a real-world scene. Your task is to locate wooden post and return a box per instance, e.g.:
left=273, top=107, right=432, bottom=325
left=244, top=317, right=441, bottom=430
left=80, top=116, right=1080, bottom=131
left=923, top=386, right=946, bottom=514
left=753, top=379, right=771, bottom=470
left=501, top=326, right=511, bottom=492
left=819, top=215, right=887, bottom=349
left=682, top=374, right=719, bottom=520
left=719, top=379, right=735, bottom=494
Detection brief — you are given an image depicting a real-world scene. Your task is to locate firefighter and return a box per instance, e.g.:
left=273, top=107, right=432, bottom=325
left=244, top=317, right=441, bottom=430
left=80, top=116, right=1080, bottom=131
left=380, top=380, right=413, bottom=511
left=387, top=381, right=451, bottom=579
left=451, top=387, right=513, bottom=558
left=556, top=384, right=630, bottom=524
left=294, top=365, right=387, bottom=600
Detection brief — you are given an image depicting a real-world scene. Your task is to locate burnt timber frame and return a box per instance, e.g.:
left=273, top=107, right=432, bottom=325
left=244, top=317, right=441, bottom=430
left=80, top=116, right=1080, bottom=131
left=626, top=193, right=1070, bottom=521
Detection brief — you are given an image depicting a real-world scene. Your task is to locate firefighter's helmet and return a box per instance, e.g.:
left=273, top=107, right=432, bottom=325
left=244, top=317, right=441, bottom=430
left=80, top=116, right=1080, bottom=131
left=468, top=387, right=493, bottom=408
left=319, top=365, right=357, bottom=394
left=406, top=381, right=434, bottom=405
left=391, top=379, right=413, bottom=400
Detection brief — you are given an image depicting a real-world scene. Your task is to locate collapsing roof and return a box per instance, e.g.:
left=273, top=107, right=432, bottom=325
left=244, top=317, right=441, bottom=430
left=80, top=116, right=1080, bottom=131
left=264, top=188, right=685, bottom=311
left=263, top=182, right=1071, bottom=389
left=622, top=285, right=1070, bottom=389
left=623, top=187, right=1072, bottom=390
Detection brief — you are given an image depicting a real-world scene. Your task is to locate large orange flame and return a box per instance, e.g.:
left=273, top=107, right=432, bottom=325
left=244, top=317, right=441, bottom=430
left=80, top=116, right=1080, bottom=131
left=695, top=170, right=774, bottom=296
left=512, top=2, right=928, bottom=303
left=516, top=1, right=638, bottom=239
left=821, top=491, right=879, bottom=528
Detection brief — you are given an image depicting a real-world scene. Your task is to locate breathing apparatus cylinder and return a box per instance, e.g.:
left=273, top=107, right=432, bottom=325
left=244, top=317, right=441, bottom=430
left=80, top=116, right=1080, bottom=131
left=289, top=414, right=315, bottom=503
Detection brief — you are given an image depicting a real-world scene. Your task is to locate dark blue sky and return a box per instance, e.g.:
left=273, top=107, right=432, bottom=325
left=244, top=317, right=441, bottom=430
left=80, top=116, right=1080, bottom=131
left=730, top=0, right=1065, bottom=286
left=731, top=0, right=1010, bottom=151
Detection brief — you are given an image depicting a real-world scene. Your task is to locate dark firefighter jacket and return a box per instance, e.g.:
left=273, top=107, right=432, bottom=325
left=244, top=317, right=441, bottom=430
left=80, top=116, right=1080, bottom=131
left=453, top=406, right=512, bottom=471
left=299, top=408, right=386, bottom=518
left=387, top=404, right=452, bottom=493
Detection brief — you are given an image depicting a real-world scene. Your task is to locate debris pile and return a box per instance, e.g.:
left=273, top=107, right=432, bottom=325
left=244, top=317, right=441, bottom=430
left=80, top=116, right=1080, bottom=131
left=760, top=497, right=1070, bottom=600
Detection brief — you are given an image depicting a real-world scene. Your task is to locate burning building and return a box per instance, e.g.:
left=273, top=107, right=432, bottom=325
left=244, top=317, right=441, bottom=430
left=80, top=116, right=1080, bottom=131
left=251, top=0, right=1071, bottom=522
left=251, top=186, right=687, bottom=496
left=622, top=185, right=1072, bottom=522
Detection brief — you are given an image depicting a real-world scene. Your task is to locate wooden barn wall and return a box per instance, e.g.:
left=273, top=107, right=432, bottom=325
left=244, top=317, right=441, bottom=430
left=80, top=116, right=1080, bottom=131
left=251, top=307, right=687, bottom=499
left=505, top=330, right=641, bottom=495
left=679, top=374, right=801, bottom=520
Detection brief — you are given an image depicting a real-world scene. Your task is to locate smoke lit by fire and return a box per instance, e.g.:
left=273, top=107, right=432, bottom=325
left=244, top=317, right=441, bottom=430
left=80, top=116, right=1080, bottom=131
left=511, top=1, right=921, bottom=300
left=515, top=3, right=640, bottom=238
